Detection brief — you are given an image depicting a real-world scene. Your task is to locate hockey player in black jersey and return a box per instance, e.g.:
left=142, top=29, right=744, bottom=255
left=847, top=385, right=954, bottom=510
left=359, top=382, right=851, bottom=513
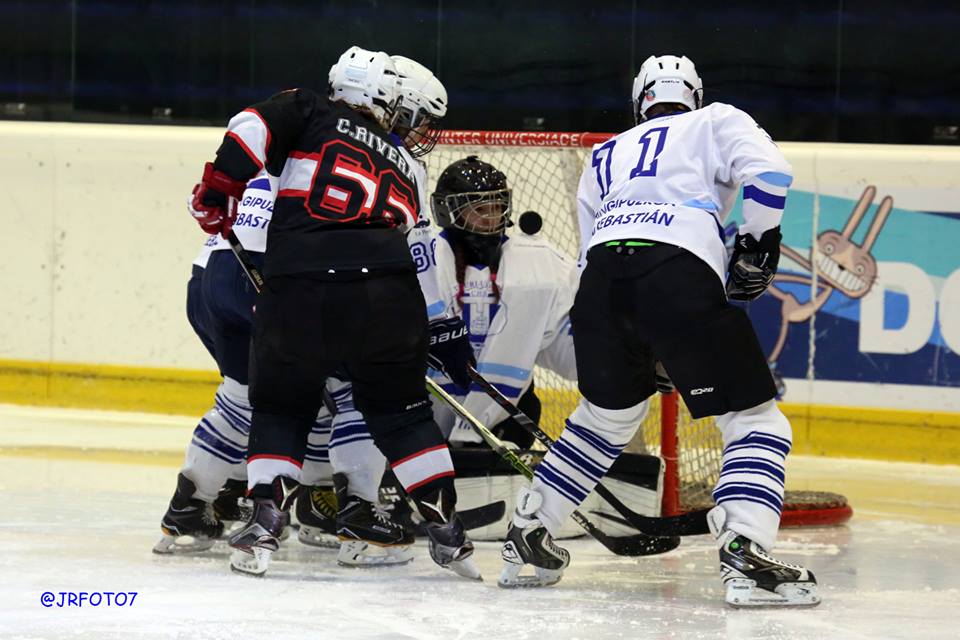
left=187, top=46, right=478, bottom=579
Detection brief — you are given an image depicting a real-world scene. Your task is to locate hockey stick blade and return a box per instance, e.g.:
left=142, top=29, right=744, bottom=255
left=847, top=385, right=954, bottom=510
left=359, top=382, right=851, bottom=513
left=414, top=500, right=507, bottom=536
left=460, top=500, right=506, bottom=530
left=571, top=508, right=680, bottom=556
left=466, top=365, right=710, bottom=537
left=425, top=378, right=676, bottom=557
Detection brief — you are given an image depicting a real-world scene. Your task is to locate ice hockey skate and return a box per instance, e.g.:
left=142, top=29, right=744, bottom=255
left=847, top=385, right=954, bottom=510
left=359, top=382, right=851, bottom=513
left=334, top=473, right=415, bottom=567
left=498, top=488, right=569, bottom=588
left=417, top=487, right=482, bottom=581
left=228, top=477, right=299, bottom=576
left=295, top=485, right=339, bottom=549
left=212, top=478, right=252, bottom=523
left=708, top=506, right=820, bottom=608
left=153, top=473, right=224, bottom=555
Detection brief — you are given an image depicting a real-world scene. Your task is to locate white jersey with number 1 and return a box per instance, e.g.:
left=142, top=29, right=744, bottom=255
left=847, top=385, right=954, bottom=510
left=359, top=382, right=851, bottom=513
left=577, top=102, right=793, bottom=283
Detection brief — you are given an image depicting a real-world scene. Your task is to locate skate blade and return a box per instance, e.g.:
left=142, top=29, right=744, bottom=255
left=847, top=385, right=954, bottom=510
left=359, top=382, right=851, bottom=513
left=152, top=533, right=216, bottom=555
left=446, top=556, right=483, bottom=581
left=725, top=579, right=821, bottom=608
left=337, top=541, right=414, bottom=567
left=229, top=547, right=272, bottom=577
left=497, top=562, right=561, bottom=588
left=298, top=525, right=340, bottom=549
left=221, top=520, right=246, bottom=539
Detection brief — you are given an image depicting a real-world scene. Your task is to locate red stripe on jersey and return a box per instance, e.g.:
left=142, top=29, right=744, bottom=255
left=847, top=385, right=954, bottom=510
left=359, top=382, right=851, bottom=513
left=391, top=444, right=449, bottom=468
left=278, top=188, right=309, bottom=198
left=226, top=131, right=265, bottom=170
left=242, top=108, right=272, bottom=156
left=404, top=470, right=456, bottom=493
left=247, top=454, right=303, bottom=469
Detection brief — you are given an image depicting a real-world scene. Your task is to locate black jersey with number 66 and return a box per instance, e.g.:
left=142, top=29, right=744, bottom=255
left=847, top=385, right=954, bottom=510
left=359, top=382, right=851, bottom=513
left=211, top=88, right=421, bottom=277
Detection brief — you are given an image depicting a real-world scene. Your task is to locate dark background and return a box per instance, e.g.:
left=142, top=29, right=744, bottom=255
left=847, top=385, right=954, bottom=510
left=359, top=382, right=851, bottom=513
left=3, top=0, right=958, bottom=143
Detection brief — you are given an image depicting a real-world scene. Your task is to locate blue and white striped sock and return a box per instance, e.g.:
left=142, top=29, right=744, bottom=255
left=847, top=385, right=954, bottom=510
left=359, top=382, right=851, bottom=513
left=530, top=399, right=648, bottom=535
left=713, top=399, right=792, bottom=551
left=326, top=377, right=386, bottom=503
left=181, top=378, right=250, bottom=502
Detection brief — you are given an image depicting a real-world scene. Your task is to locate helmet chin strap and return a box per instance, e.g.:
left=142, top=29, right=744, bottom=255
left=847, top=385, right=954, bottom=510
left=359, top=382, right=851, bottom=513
left=447, top=227, right=503, bottom=268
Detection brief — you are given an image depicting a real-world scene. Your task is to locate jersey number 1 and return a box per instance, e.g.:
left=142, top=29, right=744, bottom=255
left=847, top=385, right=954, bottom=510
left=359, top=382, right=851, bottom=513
left=592, top=126, right=670, bottom=197
left=629, top=127, right=669, bottom=178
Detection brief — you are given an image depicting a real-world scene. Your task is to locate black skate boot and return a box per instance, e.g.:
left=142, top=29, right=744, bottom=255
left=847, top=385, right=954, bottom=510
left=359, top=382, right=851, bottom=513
left=213, top=479, right=252, bottom=523
left=498, top=487, right=569, bottom=588
left=228, top=476, right=300, bottom=576
left=416, top=486, right=481, bottom=581
left=378, top=471, right=420, bottom=539
left=153, top=473, right=224, bottom=555
left=334, top=473, right=414, bottom=567
left=295, top=485, right=339, bottom=549
left=708, top=506, right=820, bottom=608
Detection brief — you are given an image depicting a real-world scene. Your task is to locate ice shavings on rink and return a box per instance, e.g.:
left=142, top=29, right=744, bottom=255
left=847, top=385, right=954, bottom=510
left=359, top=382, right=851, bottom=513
left=1, top=404, right=959, bottom=640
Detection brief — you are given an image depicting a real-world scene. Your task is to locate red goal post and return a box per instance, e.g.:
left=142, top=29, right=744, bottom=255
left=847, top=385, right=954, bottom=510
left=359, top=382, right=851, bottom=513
left=428, top=129, right=852, bottom=528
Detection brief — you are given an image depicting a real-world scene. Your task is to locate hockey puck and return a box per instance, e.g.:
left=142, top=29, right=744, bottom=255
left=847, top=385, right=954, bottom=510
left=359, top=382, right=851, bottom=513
left=518, top=210, right=542, bottom=235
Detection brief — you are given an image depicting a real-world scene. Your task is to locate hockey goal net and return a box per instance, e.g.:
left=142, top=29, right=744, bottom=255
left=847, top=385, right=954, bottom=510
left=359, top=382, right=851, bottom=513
left=426, top=130, right=852, bottom=527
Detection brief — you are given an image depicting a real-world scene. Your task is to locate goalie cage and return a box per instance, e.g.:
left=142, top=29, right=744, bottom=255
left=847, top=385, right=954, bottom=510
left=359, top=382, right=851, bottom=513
left=426, top=129, right=853, bottom=528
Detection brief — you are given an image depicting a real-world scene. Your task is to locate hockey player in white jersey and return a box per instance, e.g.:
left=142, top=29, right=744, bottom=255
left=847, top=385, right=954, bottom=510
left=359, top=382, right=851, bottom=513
left=154, top=173, right=284, bottom=554
left=157, top=174, right=371, bottom=559
left=499, top=55, right=820, bottom=607
left=426, top=156, right=578, bottom=447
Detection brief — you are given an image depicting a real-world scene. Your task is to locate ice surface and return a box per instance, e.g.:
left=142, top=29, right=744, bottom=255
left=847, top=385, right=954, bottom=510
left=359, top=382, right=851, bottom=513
left=1, top=404, right=959, bottom=640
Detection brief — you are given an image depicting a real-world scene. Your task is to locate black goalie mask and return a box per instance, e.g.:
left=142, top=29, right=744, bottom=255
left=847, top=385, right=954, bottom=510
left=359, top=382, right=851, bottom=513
left=431, top=156, right=512, bottom=236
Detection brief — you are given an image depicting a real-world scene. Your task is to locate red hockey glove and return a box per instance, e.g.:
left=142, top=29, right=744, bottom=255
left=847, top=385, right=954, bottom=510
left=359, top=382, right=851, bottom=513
left=187, top=162, right=247, bottom=237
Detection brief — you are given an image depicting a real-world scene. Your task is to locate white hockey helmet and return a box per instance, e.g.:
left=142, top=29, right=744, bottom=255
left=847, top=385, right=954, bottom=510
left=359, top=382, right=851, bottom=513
left=328, top=46, right=400, bottom=130
left=391, top=55, right=448, bottom=157
left=631, top=55, right=703, bottom=123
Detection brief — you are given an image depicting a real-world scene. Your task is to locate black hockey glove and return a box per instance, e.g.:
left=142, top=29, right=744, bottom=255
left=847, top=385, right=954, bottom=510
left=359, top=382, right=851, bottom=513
left=427, top=317, right=475, bottom=390
left=726, top=227, right=782, bottom=301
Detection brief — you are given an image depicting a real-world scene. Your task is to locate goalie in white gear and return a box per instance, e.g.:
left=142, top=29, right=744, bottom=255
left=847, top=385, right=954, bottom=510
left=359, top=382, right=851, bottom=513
left=425, top=156, right=579, bottom=448
left=499, top=54, right=820, bottom=607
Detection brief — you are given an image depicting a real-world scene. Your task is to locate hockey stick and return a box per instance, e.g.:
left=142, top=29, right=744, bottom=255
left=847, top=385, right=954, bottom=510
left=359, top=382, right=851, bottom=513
left=226, top=230, right=264, bottom=292
left=466, top=366, right=711, bottom=537
left=425, top=377, right=680, bottom=557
